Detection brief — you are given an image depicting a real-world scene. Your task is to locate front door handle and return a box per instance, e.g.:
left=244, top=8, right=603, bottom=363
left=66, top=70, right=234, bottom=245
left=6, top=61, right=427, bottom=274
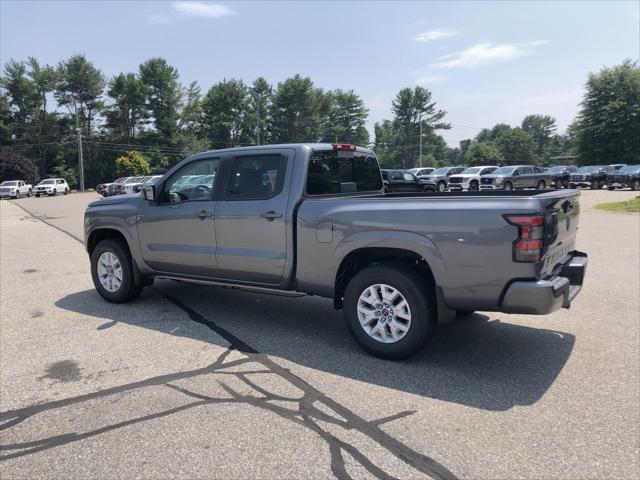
left=195, top=209, right=213, bottom=219
left=261, top=210, right=283, bottom=220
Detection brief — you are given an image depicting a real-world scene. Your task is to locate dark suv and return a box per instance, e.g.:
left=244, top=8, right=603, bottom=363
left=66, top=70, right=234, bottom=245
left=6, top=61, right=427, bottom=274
left=569, top=165, right=615, bottom=189
left=381, top=170, right=422, bottom=192
left=546, top=165, right=578, bottom=189
left=607, top=165, right=640, bottom=191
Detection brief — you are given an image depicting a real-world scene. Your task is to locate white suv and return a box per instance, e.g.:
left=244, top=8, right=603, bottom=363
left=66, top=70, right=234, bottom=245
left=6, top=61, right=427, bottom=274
left=34, top=178, right=69, bottom=197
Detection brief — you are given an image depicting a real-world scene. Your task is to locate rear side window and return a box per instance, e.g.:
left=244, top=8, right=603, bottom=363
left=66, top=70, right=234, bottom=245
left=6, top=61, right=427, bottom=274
left=228, top=154, right=287, bottom=200
left=307, top=153, right=382, bottom=195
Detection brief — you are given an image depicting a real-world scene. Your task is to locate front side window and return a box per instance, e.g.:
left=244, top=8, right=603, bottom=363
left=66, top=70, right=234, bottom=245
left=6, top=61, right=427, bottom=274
left=403, top=172, right=416, bottom=182
left=521, top=167, right=534, bottom=175
left=228, top=155, right=286, bottom=200
left=163, top=158, right=219, bottom=203
left=307, top=152, right=382, bottom=195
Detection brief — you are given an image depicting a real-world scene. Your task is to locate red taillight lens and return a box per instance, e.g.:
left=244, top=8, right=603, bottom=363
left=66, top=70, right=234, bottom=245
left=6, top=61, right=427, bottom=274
left=333, top=144, right=357, bottom=151
left=504, top=214, right=545, bottom=262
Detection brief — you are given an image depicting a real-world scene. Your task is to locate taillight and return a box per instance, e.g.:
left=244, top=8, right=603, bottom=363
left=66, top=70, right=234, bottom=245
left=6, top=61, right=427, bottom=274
left=333, top=144, right=357, bottom=151
left=504, top=214, right=544, bottom=262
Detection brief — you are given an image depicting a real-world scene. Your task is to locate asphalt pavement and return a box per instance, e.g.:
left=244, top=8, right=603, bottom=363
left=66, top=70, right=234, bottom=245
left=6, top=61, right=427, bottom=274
left=1, top=189, right=638, bottom=479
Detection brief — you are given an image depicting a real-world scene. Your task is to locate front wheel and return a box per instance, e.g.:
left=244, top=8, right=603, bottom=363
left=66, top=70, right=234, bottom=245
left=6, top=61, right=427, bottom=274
left=437, top=181, right=447, bottom=192
left=91, top=239, right=143, bottom=303
left=591, top=180, right=600, bottom=190
left=27, top=189, right=32, bottom=197
left=633, top=179, right=640, bottom=191
left=64, top=188, right=69, bottom=195
left=536, top=180, right=546, bottom=190
left=469, top=181, right=479, bottom=191
left=503, top=182, right=513, bottom=191
left=343, top=265, right=435, bottom=360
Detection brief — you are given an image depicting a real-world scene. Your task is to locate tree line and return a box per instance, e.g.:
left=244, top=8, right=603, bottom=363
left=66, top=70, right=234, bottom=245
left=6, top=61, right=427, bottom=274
left=0, top=54, right=637, bottom=187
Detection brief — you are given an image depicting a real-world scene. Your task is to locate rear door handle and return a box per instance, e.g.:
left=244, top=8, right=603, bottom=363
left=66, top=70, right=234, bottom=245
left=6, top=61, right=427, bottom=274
left=195, top=209, right=213, bottom=219
left=261, top=211, right=283, bottom=220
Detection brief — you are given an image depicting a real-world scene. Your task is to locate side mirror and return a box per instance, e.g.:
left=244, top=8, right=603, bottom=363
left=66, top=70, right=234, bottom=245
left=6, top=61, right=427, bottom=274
left=142, top=185, right=156, bottom=201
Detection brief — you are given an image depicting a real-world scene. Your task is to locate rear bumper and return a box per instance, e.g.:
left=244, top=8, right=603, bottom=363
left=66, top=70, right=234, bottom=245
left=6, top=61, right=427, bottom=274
left=500, top=251, right=588, bottom=315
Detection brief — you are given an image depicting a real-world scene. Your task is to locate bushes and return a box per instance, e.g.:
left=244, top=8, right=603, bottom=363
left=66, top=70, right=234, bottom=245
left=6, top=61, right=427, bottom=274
left=0, top=150, right=39, bottom=184
left=115, top=150, right=151, bottom=177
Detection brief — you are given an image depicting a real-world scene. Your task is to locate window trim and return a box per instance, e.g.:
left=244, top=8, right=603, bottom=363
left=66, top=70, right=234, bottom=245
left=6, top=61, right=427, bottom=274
left=159, top=157, right=221, bottom=205
left=224, top=153, right=288, bottom=201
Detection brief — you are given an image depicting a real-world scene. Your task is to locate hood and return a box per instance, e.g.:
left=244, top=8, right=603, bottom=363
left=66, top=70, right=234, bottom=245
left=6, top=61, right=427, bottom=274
left=88, top=193, right=138, bottom=207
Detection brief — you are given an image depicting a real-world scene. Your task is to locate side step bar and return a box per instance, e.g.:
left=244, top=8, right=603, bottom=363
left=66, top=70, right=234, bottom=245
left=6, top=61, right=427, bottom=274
left=156, top=275, right=307, bottom=298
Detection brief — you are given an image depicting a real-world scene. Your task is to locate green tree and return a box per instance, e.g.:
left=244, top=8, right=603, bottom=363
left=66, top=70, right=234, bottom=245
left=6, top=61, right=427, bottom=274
left=521, top=114, right=556, bottom=158
left=495, top=127, right=535, bottom=164
left=0, top=59, right=40, bottom=138
left=0, top=150, right=40, bottom=184
left=327, top=89, right=369, bottom=145
left=249, top=77, right=272, bottom=145
left=201, top=79, right=249, bottom=148
left=139, top=58, right=182, bottom=143
left=27, top=57, right=57, bottom=118
left=55, top=54, right=105, bottom=134
left=105, top=73, right=149, bottom=142
left=115, top=150, right=151, bottom=177
left=465, top=141, right=503, bottom=166
left=271, top=74, right=323, bottom=143
left=574, top=60, right=640, bottom=165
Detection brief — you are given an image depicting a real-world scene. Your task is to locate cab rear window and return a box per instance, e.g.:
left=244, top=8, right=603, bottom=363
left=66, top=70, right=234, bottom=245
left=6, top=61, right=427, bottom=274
left=306, top=152, right=382, bottom=195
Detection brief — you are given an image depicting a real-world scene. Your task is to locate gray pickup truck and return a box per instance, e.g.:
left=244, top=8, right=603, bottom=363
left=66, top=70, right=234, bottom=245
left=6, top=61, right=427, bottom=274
left=84, top=144, right=587, bottom=359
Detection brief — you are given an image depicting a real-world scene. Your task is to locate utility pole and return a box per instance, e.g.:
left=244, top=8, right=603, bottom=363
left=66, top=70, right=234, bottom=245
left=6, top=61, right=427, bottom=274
left=75, top=108, right=85, bottom=192
left=256, top=96, right=261, bottom=146
left=419, top=114, right=423, bottom=168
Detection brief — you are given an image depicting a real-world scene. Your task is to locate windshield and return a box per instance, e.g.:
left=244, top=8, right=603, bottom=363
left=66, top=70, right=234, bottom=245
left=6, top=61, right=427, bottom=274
left=461, top=167, right=481, bottom=174
left=1, top=181, right=18, bottom=186
left=493, top=166, right=516, bottom=174
left=547, top=166, right=569, bottom=173
left=40, top=179, right=55, bottom=184
left=432, top=167, right=451, bottom=175
left=146, top=176, right=162, bottom=184
left=618, top=165, right=640, bottom=174
left=577, top=166, right=600, bottom=173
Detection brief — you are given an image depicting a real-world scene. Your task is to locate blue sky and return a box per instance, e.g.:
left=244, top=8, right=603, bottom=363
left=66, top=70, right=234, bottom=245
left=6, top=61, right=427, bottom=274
left=1, top=1, right=638, bottom=146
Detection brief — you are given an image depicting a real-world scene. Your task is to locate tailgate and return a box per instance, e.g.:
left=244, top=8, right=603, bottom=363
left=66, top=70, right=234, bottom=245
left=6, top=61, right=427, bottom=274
left=538, top=190, right=581, bottom=277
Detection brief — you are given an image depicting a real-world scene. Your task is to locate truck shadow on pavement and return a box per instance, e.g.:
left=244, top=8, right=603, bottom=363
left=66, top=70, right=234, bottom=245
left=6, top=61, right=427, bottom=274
left=53, top=281, right=575, bottom=412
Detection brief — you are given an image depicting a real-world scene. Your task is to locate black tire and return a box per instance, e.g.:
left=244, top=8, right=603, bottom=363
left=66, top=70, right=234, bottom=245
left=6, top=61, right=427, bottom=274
left=503, top=181, right=513, bottom=191
left=64, top=188, right=69, bottom=195
left=13, top=191, right=19, bottom=199
left=555, top=182, right=562, bottom=189
left=569, top=183, right=576, bottom=189
left=591, top=180, right=600, bottom=190
left=469, top=181, right=479, bottom=191
left=437, top=181, right=447, bottom=192
left=422, top=185, right=435, bottom=192
left=384, top=186, right=390, bottom=193
left=607, top=186, right=615, bottom=191
left=536, top=180, right=546, bottom=190
left=27, top=189, right=32, bottom=197
left=91, top=239, right=143, bottom=303
left=343, top=264, right=435, bottom=360
left=35, top=194, right=40, bottom=198
left=456, top=310, right=475, bottom=317
left=633, top=179, right=640, bottom=191
left=52, top=188, right=57, bottom=196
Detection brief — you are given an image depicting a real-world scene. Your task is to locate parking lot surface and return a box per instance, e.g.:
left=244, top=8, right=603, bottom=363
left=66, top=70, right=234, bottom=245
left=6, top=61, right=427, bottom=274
left=1, top=190, right=639, bottom=479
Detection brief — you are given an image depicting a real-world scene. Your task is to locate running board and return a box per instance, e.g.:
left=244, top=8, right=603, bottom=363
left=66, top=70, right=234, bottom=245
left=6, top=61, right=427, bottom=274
left=156, top=275, right=307, bottom=298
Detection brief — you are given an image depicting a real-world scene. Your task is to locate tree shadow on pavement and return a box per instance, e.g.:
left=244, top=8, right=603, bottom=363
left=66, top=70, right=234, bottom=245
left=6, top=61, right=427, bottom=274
left=54, top=280, right=575, bottom=412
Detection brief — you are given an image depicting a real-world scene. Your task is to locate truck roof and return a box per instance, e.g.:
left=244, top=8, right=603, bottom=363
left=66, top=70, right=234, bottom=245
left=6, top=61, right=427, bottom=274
left=190, top=143, right=375, bottom=158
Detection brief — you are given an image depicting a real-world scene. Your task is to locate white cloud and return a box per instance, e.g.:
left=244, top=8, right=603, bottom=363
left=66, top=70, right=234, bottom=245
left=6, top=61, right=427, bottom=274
left=172, top=1, right=235, bottom=18
left=431, top=41, right=549, bottom=69
left=413, top=29, right=459, bottom=42
left=148, top=1, right=235, bottom=24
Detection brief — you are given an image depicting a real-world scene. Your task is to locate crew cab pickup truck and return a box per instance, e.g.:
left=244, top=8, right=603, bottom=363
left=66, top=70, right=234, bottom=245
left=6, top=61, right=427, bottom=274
left=0, top=180, right=32, bottom=199
left=480, top=165, right=550, bottom=191
left=84, top=144, right=588, bottom=359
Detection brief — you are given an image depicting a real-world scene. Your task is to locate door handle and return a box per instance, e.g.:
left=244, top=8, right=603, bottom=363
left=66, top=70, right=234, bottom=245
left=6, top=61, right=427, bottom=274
left=261, top=211, right=283, bottom=220
left=194, top=209, right=213, bottom=219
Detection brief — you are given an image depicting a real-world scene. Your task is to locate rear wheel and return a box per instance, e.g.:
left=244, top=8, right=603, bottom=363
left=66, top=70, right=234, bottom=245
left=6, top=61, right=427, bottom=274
left=437, top=181, right=447, bottom=192
left=343, top=265, right=434, bottom=360
left=503, top=182, right=513, bottom=191
left=91, top=239, right=143, bottom=303
left=52, top=188, right=57, bottom=196
left=64, top=188, right=69, bottom=195
left=536, top=180, right=546, bottom=190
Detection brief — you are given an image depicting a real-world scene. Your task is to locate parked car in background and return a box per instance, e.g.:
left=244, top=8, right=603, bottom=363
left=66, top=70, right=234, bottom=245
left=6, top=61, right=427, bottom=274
left=420, top=166, right=466, bottom=192
left=480, top=165, right=550, bottom=191
left=132, top=175, right=163, bottom=193
left=84, top=143, right=588, bottom=359
left=381, top=169, right=422, bottom=192
left=607, top=165, right=640, bottom=190
left=97, top=177, right=127, bottom=197
left=546, top=165, right=578, bottom=189
left=408, top=167, right=435, bottom=178
left=448, top=166, right=498, bottom=191
left=34, top=178, right=69, bottom=197
left=569, top=165, right=615, bottom=189
left=0, top=180, right=32, bottom=199
left=610, top=164, right=627, bottom=171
